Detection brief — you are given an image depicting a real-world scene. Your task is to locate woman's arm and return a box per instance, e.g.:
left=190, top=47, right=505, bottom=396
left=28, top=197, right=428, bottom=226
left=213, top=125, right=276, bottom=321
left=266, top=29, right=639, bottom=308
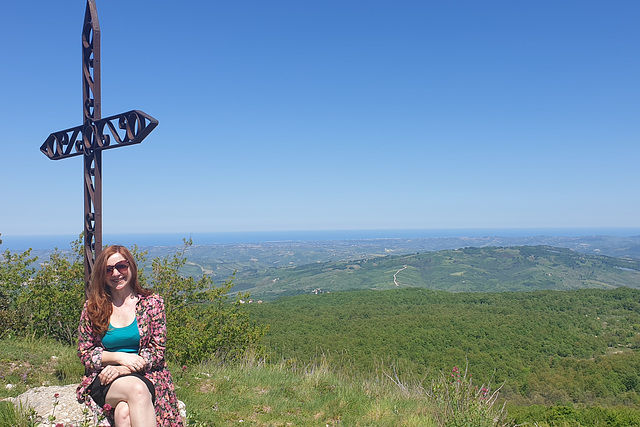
left=100, top=350, right=146, bottom=372
left=77, top=305, right=104, bottom=372
left=138, top=294, right=168, bottom=370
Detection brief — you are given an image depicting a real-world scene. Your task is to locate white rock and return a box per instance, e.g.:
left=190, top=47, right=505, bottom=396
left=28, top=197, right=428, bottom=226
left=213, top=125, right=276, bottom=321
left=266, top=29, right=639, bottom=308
left=3, top=383, right=187, bottom=426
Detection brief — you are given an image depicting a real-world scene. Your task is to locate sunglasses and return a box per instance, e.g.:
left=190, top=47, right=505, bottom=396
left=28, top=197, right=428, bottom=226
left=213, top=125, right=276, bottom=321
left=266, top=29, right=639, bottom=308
left=106, top=259, right=130, bottom=276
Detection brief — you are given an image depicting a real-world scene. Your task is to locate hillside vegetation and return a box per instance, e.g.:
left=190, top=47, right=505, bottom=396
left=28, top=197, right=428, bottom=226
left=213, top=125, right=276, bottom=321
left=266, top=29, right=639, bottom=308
left=2, top=335, right=640, bottom=427
left=236, top=245, right=640, bottom=299
left=93, top=234, right=640, bottom=289
left=3, top=236, right=640, bottom=425
left=250, top=286, right=640, bottom=408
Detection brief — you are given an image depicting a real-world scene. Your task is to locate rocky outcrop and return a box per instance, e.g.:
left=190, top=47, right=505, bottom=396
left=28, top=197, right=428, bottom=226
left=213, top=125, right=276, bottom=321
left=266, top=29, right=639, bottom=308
left=4, top=384, right=186, bottom=426
left=5, top=384, right=88, bottom=426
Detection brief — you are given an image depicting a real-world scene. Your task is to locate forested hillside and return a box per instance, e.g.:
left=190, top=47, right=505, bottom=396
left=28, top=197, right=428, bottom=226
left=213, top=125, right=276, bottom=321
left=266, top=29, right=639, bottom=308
left=250, top=286, right=640, bottom=407
left=235, top=245, right=640, bottom=299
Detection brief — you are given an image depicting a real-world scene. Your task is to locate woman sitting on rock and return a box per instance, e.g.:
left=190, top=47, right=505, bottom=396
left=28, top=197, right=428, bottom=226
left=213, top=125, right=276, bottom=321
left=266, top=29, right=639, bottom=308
left=76, top=245, right=183, bottom=426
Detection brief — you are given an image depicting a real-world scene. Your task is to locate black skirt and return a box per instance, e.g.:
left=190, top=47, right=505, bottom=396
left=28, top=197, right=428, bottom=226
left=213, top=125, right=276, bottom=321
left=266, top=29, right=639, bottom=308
left=88, top=373, right=156, bottom=408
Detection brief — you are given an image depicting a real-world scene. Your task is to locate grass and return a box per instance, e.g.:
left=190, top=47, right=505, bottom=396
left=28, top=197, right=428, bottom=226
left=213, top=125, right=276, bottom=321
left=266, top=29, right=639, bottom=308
left=175, top=354, right=441, bottom=426
left=4, top=336, right=640, bottom=426
left=0, top=337, right=516, bottom=426
left=0, top=334, right=82, bottom=399
left=0, top=401, right=38, bottom=427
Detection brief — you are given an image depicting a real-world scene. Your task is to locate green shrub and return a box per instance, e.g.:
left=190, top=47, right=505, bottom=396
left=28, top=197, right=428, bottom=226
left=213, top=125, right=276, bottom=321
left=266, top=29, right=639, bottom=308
left=0, top=243, right=37, bottom=337
left=16, top=238, right=85, bottom=345
left=0, top=236, right=267, bottom=365
left=509, top=404, right=640, bottom=427
left=146, top=239, right=268, bottom=365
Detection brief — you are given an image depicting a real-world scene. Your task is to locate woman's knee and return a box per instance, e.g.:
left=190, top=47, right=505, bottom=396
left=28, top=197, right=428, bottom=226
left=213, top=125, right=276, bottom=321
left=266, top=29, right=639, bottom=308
left=131, top=378, right=151, bottom=399
left=107, top=376, right=153, bottom=405
left=128, top=378, right=153, bottom=402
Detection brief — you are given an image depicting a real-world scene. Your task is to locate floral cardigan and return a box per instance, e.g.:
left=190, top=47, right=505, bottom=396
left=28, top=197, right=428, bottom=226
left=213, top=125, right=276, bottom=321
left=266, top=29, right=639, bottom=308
left=77, top=293, right=184, bottom=426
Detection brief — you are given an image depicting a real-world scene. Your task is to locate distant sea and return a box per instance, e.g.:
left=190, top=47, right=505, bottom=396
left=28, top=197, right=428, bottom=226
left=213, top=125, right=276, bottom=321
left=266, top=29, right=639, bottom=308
left=3, top=228, right=640, bottom=251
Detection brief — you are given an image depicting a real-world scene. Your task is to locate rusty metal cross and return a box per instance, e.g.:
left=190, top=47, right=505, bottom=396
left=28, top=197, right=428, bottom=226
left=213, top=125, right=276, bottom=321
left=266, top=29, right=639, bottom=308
left=40, top=0, right=158, bottom=291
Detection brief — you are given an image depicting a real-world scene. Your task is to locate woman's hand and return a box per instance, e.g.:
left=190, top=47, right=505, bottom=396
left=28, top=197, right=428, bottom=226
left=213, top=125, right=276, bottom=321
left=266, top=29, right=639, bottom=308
left=98, top=365, right=131, bottom=385
left=101, top=351, right=147, bottom=372
left=98, top=352, right=147, bottom=385
left=116, top=352, right=147, bottom=373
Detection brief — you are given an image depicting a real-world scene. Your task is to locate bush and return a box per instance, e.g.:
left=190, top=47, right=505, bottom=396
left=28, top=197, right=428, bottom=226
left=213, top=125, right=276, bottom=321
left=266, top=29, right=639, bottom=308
left=0, top=235, right=267, bottom=364
left=146, top=238, right=268, bottom=365
left=0, top=240, right=37, bottom=337
left=509, top=404, right=640, bottom=427
left=16, top=238, right=85, bottom=345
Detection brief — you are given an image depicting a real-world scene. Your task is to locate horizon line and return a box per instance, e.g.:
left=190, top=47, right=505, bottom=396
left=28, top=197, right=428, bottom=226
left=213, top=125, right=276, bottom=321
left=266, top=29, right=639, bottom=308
left=3, top=227, right=640, bottom=251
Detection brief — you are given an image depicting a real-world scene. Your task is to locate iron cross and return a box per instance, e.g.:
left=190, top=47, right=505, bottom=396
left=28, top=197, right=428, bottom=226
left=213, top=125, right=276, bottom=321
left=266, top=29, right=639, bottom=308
left=40, top=0, right=158, bottom=291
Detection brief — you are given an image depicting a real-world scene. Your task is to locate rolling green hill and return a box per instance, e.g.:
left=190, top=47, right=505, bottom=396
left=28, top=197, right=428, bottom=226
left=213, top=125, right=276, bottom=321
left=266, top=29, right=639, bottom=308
left=233, top=245, right=640, bottom=300
left=82, top=234, right=636, bottom=285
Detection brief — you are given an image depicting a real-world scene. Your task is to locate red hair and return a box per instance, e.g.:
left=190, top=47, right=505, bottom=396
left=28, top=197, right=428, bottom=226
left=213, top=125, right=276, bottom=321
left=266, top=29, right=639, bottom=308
left=85, top=245, right=151, bottom=336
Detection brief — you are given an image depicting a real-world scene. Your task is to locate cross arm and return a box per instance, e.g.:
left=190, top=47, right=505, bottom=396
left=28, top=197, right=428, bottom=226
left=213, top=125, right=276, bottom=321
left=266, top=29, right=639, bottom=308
left=40, top=110, right=159, bottom=160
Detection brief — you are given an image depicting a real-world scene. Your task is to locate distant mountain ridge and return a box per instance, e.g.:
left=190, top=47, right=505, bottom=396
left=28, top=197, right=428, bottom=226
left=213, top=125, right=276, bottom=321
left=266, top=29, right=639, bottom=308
left=18, top=234, right=640, bottom=299
left=165, top=233, right=640, bottom=279
left=231, top=245, right=640, bottom=300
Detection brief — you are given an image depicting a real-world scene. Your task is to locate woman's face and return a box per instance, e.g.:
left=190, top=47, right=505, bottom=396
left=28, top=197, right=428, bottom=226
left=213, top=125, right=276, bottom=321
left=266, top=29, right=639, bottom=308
left=105, top=252, right=133, bottom=293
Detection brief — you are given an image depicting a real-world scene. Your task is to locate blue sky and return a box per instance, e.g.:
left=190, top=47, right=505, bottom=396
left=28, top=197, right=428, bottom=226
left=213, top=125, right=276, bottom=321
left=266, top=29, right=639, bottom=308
left=1, top=0, right=639, bottom=238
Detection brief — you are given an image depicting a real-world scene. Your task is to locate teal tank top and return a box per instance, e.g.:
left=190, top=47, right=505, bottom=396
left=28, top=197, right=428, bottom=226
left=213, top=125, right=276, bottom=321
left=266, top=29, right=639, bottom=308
left=102, top=318, right=141, bottom=353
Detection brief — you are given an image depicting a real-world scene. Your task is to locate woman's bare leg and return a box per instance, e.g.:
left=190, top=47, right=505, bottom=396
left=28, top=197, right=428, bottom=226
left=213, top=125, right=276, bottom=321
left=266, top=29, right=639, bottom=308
left=105, top=376, right=156, bottom=427
left=114, top=401, right=131, bottom=427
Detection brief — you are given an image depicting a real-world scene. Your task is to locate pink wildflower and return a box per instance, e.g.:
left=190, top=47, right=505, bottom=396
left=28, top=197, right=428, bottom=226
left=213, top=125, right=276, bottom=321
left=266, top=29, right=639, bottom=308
left=55, top=423, right=64, bottom=427
left=54, top=393, right=60, bottom=399
left=103, top=403, right=113, bottom=412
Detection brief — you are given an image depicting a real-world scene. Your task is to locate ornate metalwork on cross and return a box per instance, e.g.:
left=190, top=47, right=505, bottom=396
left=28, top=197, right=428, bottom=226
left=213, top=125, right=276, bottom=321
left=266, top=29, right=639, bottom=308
left=40, top=0, right=158, bottom=291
